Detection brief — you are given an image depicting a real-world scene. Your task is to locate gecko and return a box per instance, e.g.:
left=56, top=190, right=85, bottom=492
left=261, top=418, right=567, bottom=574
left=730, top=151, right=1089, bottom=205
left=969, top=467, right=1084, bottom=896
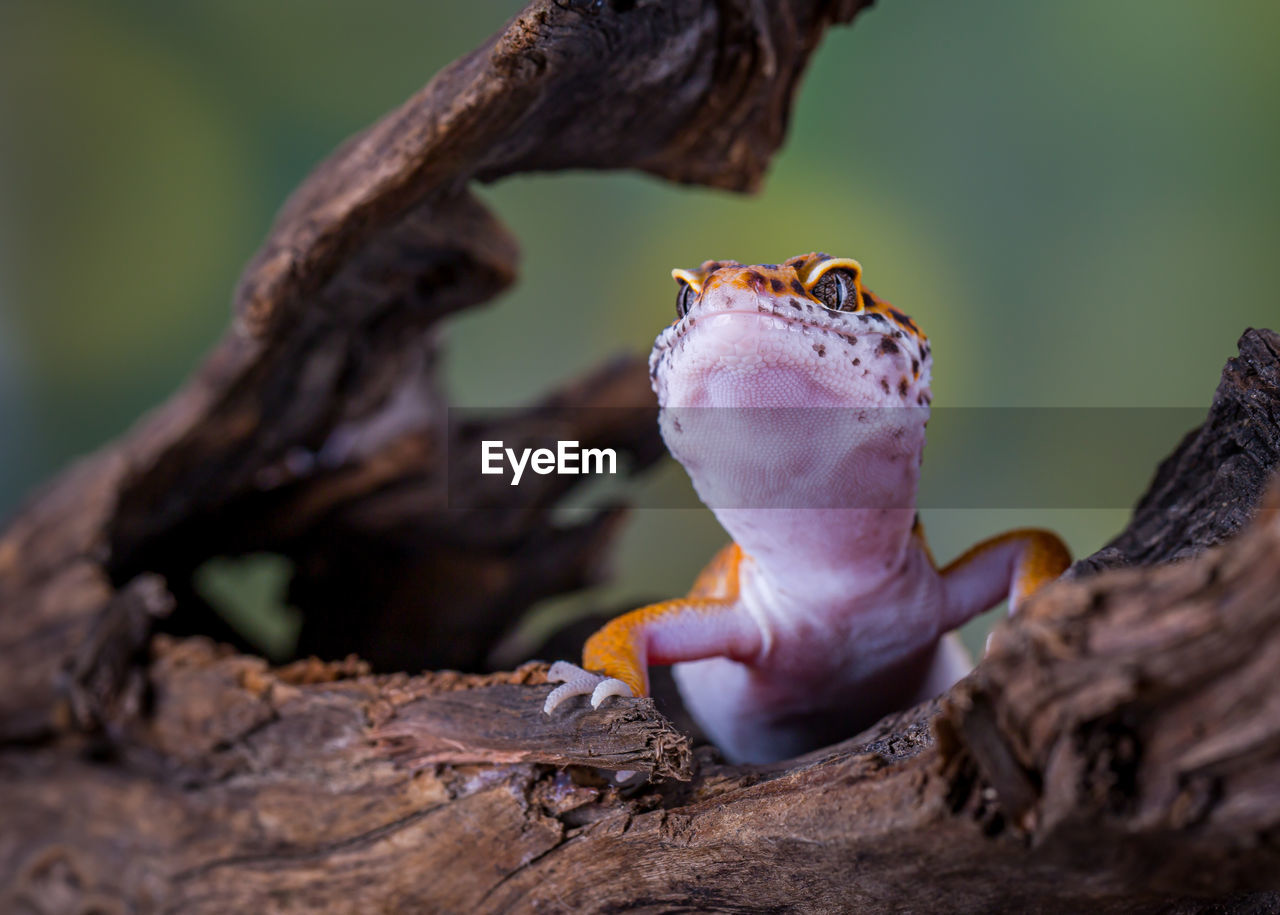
left=543, top=253, right=1070, bottom=764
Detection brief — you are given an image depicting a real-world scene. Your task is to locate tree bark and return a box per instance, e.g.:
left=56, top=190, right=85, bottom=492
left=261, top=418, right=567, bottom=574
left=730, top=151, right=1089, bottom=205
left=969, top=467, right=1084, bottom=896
left=2, top=1, right=1279, bottom=912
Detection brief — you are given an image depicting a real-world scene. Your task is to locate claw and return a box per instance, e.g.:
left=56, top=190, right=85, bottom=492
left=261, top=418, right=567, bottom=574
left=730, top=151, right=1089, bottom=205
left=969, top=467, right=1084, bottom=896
left=543, top=661, right=633, bottom=714
left=590, top=678, right=633, bottom=707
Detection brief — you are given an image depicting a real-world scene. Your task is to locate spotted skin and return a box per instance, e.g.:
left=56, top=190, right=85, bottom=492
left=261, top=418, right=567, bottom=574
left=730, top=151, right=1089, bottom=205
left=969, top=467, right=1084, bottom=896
left=546, top=254, right=1070, bottom=764
left=671, top=253, right=928, bottom=350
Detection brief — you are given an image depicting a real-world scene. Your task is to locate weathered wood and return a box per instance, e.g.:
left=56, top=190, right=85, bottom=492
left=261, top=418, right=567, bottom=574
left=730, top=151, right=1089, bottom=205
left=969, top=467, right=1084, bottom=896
left=3, top=333, right=1276, bottom=913
left=3, top=0, right=1280, bottom=910
left=1, top=0, right=870, bottom=735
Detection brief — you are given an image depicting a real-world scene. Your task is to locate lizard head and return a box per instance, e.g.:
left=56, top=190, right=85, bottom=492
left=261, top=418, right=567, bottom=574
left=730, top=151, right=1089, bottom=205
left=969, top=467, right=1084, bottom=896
left=649, top=253, right=932, bottom=514
left=651, top=253, right=931, bottom=411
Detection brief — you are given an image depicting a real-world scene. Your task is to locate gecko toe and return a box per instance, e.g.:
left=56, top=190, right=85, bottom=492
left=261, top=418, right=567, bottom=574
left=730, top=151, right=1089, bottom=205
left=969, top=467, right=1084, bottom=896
left=547, top=660, right=589, bottom=684
left=543, top=662, right=606, bottom=714
left=589, top=678, right=633, bottom=708
left=542, top=663, right=633, bottom=714
left=543, top=682, right=582, bottom=714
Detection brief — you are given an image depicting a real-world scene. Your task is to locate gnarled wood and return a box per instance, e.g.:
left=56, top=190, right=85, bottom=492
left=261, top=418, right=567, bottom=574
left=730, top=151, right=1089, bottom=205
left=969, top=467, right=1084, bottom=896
left=3, top=332, right=1276, bottom=913
left=0, top=0, right=872, bottom=742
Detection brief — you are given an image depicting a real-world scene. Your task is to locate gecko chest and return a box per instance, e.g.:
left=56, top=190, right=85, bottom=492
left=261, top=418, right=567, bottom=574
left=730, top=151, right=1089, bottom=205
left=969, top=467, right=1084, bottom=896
left=739, top=550, right=949, bottom=680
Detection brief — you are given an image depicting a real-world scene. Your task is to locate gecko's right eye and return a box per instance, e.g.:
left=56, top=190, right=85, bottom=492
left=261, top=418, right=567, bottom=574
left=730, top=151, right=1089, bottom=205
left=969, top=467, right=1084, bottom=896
left=812, top=268, right=859, bottom=313
left=676, top=281, right=697, bottom=318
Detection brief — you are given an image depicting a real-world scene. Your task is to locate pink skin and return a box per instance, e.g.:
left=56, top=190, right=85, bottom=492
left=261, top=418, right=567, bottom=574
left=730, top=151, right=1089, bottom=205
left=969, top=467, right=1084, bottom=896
left=545, top=258, right=1062, bottom=764
left=652, top=266, right=953, bottom=762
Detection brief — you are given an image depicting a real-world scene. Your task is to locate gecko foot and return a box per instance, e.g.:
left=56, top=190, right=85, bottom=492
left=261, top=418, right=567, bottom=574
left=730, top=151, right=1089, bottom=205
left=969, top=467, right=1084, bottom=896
left=542, top=661, right=633, bottom=714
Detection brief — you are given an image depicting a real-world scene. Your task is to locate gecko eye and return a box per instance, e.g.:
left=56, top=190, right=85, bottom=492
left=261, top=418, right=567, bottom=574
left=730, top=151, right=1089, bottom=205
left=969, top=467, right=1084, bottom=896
left=812, top=268, right=859, bottom=313
left=676, top=281, right=697, bottom=318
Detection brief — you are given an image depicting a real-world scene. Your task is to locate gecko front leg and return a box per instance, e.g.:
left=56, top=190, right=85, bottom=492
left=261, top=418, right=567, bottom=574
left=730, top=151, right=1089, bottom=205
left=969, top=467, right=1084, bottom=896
left=544, top=545, right=760, bottom=713
left=939, top=527, right=1071, bottom=630
left=543, top=595, right=763, bottom=713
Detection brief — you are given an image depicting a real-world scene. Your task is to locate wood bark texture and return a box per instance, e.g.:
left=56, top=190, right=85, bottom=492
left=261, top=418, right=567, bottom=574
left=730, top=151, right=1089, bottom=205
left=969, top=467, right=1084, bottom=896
left=2, top=0, right=1279, bottom=912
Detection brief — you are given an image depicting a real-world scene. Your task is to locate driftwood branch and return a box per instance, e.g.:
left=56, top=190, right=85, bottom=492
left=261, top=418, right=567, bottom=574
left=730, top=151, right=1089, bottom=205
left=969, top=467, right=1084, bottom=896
left=2, top=1, right=1279, bottom=911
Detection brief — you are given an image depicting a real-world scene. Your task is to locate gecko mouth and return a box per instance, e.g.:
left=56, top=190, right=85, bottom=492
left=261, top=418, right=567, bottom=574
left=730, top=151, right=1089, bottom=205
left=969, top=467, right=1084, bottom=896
left=701, top=309, right=865, bottom=348
left=649, top=305, right=931, bottom=410
left=654, top=307, right=912, bottom=362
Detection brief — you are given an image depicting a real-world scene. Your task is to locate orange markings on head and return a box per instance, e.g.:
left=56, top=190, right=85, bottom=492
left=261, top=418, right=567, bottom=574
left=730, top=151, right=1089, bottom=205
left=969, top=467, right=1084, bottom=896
left=669, top=253, right=928, bottom=345
left=864, top=290, right=927, bottom=343
left=723, top=264, right=796, bottom=296
left=671, top=259, right=742, bottom=295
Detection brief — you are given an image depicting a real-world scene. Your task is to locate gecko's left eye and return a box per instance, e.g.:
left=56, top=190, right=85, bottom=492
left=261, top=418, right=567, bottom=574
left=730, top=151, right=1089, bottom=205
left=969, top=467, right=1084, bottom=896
left=812, top=268, right=859, bottom=313
left=676, top=281, right=697, bottom=318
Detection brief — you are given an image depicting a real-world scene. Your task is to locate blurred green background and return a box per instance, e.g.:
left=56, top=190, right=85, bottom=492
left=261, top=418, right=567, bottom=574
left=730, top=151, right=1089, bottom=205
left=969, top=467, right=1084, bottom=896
left=2, top=1, right=1277, bottom=657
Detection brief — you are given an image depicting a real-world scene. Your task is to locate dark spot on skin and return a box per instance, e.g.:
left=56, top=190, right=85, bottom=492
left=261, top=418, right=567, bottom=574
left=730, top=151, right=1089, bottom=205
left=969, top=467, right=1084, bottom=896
left=813, top=343, right=826, bottom=357
left=671, top=416, right=683, bottom=433
left=912, top=358, right=919, bottom=375
left=852, top=357, right=861, bottom=366
left=790, top=279, right=806, bottom=296
left=894, top=331, right=903, bottom=339
left=880, top=378, right=891, bottom=394
left=706, top=262, right=723, bottom=272
left=770, top=277, right=786, bottom=293
left=787, top=256, right=807, bottom=267
left=868, top=312, right=887, bottom=323
left=877, top=337, right=900, bottom=357
left=888, top=307, right=916, bottom=331
left=898, top=377, right=909, bottom=397
left=744, top=270, right=766, bottom=291
left=788, top=298, right=804, bottom=311
left=917, top=393, right=925, bottom=405
left=861, top=291, right=875, bottom=310
left=761, top=264, right=779, bottom=270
